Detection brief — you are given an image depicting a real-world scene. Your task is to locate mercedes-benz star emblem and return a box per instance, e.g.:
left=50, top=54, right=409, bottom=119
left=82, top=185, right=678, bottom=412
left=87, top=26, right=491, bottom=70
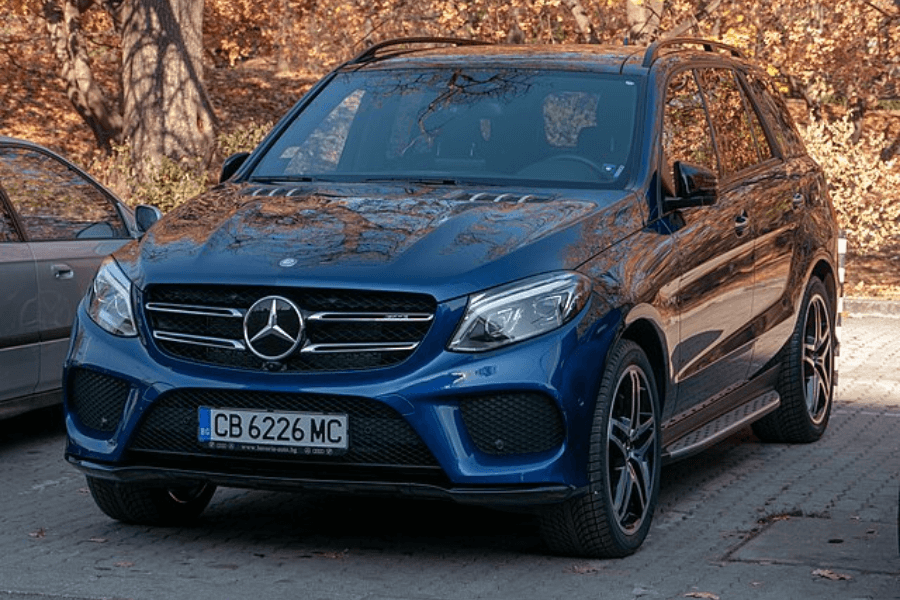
left=243, top=296, right=304, bottom=361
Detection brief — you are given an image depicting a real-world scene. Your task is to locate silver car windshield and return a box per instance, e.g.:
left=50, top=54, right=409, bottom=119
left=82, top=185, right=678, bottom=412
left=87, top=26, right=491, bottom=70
left=252, top=68, right=641, bottom=188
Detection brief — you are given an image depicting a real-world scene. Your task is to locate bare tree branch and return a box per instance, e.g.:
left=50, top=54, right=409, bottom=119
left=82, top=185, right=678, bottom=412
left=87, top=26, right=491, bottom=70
left=662, top=0, right=724, bottom=39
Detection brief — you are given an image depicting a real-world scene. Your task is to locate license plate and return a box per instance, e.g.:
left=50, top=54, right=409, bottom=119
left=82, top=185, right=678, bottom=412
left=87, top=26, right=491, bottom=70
left=198, top=407, right=348, bottom=455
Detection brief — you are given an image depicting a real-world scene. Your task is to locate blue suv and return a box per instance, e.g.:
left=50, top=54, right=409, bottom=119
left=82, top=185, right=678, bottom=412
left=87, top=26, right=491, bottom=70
left=64, top=38, right=840, bottom=557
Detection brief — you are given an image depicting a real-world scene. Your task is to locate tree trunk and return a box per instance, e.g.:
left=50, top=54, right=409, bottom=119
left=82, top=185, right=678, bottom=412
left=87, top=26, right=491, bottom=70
left=43, top=0, right=123, bottom=152
left=561, top=0, right=599, bottom=43
left=275, top=0, right=292, bottom=74
left=109, top=0, right=217, bottom=175
left=627, top=0, right=663, bottom=44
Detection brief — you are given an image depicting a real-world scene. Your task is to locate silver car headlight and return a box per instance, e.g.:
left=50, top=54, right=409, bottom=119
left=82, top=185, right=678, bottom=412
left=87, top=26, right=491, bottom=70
left=87, top=257, right=137, bottom=337
left=448, top=272, right=592, bottom=352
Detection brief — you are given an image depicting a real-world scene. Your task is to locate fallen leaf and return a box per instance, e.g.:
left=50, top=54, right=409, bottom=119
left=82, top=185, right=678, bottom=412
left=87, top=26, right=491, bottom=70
left=566, top=563, right=599, bottom=575
left=684, top=593, right=719, bottom=600
left=88, top=537, right=108, bottom=543
left=115, top=561, right=134, bottom=568
left=29, top=528, right=46, bottom=539
left=812, top=568, right=852, bottom=581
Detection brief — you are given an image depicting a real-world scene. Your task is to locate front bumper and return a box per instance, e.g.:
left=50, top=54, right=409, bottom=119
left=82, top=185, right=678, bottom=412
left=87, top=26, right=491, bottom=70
left=64, top=296, right=619, bottom=506
left=66, top=455, right=580, bottom=507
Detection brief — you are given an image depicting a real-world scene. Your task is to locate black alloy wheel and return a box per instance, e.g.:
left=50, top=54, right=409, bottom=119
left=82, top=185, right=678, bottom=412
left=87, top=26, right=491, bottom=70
left=540, top=339, right=660, bottom=558
left=87, top=476, right=217, bottom=525
left=753, top=277, right=835, bottom=443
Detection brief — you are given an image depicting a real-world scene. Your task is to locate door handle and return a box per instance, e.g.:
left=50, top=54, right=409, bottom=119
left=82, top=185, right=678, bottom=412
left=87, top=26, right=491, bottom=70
left=52, top=263, right=74, bottom=280
left=734, top=211, right=749, bottom=236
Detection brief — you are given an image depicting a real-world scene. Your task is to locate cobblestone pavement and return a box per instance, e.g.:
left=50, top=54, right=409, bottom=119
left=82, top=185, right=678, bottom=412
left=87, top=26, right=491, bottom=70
left=0, top=315, right=897, bottom=600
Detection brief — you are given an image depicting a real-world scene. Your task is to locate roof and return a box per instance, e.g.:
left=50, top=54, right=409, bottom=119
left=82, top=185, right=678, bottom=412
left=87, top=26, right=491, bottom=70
left=339, top=37, right=747, bottom=76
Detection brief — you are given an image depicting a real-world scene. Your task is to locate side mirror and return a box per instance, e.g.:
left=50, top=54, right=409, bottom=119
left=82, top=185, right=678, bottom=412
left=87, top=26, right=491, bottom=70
left=219, top=152, right=250, bottom=184
left=134, top=204, right=162, bottom=234
left=664, top=161, right=718, bottom=211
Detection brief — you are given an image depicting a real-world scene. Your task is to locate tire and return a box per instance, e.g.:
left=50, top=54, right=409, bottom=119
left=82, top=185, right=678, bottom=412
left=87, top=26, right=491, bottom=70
left=87, top=476, right=216, bottom=526
left=752, top=277, right=834, bottom=443
left=540, top=340, right=661, bottom=558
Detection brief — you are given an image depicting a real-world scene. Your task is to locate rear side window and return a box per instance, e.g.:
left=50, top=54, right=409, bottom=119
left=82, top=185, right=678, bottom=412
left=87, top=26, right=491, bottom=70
left=695, top=68, right=766, bottom=176
left=0, top=148, right=128, bottom=242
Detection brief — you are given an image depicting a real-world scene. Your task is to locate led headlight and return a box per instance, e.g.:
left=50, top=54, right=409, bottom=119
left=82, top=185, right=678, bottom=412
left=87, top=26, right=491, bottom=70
left=87, top=257, right=137, bottom=337
left=448, top=272, right=591, bottom=352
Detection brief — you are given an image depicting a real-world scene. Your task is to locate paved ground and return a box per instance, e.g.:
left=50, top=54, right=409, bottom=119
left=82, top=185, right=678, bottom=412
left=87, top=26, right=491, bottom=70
left=0, top=314, right=897, bottom=600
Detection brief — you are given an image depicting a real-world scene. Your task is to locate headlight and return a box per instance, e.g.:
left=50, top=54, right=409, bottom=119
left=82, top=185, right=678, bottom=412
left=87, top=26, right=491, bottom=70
left=448, top=272, right=591, bottom=352
left=87, top=257, right=137, bottom=337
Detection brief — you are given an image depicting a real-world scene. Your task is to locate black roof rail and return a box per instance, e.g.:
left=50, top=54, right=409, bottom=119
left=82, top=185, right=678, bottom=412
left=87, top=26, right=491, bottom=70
left=347, top=37, right=492, bottom=66
left=641, top=38, right=745, bottom=68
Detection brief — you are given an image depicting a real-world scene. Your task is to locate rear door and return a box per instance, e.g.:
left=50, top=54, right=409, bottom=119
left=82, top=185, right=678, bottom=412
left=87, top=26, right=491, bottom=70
left=740, top=71, right=822, bottom=374
left=696, top=67, right=802, bottom=379
left=0, top=193, right=39, bottom=403
left=0, top=145, right=133, bottom=395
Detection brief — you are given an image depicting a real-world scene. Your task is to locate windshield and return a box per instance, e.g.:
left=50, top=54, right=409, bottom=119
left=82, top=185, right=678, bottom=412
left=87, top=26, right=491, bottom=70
left=252, top=68, right=641, bottom=188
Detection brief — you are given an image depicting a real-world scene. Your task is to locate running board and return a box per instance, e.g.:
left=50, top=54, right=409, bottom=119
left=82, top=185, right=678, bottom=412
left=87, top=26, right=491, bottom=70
left=663, top=391, right=780, bottom=461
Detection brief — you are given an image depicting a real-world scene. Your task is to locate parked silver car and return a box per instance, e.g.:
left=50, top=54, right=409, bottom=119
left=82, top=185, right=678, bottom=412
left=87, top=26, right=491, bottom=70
left=0, top=137, right=157, bottom=419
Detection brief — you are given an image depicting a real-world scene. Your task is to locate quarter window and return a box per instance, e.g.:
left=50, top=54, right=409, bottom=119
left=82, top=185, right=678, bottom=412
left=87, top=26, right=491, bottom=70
left=745, top=71, right=805, bottom=158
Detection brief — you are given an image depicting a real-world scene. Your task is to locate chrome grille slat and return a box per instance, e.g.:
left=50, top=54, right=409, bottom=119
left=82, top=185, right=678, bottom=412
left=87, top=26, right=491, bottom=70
left=143, top=285, right=436, bottom=372
left=307, top=312, right=433, bottom=323
left=152, top=331, right=247, bottom=351
left=146, top=302, right=245, bottom=318
left=301, top=342, right=420, bottom=354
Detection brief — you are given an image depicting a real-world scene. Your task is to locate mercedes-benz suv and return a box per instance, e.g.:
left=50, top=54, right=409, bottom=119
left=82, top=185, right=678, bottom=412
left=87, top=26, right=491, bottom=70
left=63, top=37, right=840, bottom=558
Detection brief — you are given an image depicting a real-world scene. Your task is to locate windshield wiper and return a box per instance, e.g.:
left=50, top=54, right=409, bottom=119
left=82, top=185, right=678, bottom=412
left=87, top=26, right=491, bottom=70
left=364, top=176, right=461, bottom=186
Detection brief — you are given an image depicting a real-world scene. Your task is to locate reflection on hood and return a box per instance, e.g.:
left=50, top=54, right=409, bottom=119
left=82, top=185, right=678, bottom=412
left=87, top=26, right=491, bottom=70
left=120, top=184, right=638, bottom=297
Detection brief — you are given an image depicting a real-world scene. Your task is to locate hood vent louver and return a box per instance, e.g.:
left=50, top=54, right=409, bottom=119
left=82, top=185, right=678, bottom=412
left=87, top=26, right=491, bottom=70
left=243, top=186, right=308, bottom=197
left=458, top=192, right=549, bottom=204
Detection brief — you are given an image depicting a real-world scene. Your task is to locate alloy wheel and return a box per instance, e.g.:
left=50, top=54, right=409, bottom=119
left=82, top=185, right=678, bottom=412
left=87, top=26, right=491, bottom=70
left=606, top=364, right=657, bottom=535
left=803, top=294, right=833, bottom=424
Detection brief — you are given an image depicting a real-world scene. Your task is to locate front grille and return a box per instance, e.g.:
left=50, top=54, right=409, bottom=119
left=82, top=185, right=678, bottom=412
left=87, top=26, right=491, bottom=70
left=459, top=393, right=565, bottom=455
left=143, top=285, right=436, bottom=372
left=129, top=389, right=440, bottom=468
left=68, top=368, right=131, bottom=433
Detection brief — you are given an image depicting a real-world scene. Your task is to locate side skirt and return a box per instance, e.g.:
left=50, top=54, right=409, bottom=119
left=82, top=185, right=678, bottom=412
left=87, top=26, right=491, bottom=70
left=661, top=364, right=780, bottom=462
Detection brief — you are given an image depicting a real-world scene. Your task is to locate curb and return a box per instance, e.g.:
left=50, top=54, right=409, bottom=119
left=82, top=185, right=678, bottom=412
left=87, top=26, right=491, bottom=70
left=843, top=297, right=900, bottom=318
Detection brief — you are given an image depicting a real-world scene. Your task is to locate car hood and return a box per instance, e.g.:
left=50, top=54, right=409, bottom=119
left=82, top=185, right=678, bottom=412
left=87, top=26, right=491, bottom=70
left=119, top=183, right=641, bottom=301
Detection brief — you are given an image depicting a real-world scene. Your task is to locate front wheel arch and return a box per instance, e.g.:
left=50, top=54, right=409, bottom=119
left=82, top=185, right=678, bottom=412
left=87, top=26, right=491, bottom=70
left=620, top=318, right=669, bottom=417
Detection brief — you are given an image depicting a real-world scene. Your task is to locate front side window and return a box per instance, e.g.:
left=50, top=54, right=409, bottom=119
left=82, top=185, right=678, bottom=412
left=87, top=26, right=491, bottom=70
left=253, top=68, right=641, bottom=188
left=0, top=148, right=127, bottom=241
left=662, top=69, right=717, bottom=180
left=0, top=199, right=19, bottom=242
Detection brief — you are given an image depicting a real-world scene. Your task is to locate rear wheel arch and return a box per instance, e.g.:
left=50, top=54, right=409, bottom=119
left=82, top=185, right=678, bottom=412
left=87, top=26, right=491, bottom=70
left=810, top=258, right=837, bottom=309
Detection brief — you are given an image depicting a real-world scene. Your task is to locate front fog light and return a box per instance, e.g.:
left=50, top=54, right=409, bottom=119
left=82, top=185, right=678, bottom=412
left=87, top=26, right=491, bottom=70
left=87, top=257, right=137, bottom=336
left=448, top=272, right=591, bottom=352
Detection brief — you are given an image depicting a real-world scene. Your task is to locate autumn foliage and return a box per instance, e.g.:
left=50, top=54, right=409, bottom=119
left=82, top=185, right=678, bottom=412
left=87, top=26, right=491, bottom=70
left=1, top=0, right=899, bottom=294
